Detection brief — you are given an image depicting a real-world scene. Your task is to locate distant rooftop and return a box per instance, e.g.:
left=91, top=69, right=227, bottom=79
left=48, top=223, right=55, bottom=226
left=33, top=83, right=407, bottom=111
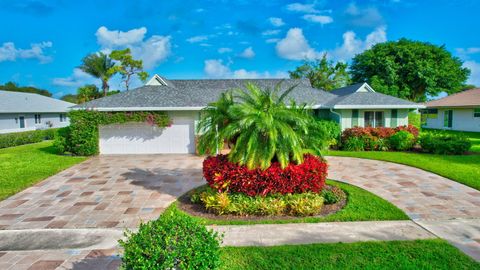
left=425, top=88, right=480, bottom=107
left=0, top=90, right=75, bottom=113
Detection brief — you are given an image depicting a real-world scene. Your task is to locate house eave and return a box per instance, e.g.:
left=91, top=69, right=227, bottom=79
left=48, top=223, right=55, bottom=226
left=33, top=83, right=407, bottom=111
left=333, top=104, right=425, bottom=109
left=71, top=106, right=205, bottom=111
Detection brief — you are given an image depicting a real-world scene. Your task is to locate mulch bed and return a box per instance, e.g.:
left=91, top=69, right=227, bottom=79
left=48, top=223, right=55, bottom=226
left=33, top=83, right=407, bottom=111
left=177, top=185, right=347, bottom=222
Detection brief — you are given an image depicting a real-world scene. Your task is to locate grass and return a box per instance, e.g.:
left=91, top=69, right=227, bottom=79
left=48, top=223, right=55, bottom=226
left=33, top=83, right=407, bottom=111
left=220, top=239, right=479, bottom=270
left=0, top=141, right=87, bottom=200
left=170, top=179, right=409, bottom=225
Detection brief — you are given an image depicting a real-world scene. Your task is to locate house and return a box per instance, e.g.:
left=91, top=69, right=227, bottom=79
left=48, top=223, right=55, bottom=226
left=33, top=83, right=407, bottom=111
left=422, top=88, right=480, bottom=132
left=73, top=75, right=423, bottom=154
left=0, top=90, right=74, bottom=134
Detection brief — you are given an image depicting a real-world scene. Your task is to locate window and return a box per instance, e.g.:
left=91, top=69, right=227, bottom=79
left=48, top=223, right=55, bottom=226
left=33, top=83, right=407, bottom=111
left=444, top=110, right=453, bottom=128
left=474, top=108, right=480, bottom=118
left=351, top=109, right=359, bottom=127
left=34, top=114, right=41, bottom=124
left=390, top=109, right=398, bottom=127
left=59, top=114, right=67, bottom=122
left=19, top=116, right=25, bottom=129
left=364, top=111, right=384, bottom=127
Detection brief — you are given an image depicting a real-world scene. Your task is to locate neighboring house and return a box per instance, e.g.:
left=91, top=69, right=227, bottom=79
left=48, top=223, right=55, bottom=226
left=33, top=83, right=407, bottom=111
left=0, top=90, right=74, bottom=134
left=73, top=74, right=423, bottom=154
left=422, top=88, right=480, bottom=132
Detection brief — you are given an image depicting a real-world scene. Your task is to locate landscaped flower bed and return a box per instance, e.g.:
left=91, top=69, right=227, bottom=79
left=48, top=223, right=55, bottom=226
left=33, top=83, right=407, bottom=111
left=341, top=125, right=419, bottom=151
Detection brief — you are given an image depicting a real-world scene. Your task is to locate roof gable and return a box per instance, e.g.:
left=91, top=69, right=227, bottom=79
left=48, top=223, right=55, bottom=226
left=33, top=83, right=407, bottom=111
left=330, top=82, right=375, bottom=96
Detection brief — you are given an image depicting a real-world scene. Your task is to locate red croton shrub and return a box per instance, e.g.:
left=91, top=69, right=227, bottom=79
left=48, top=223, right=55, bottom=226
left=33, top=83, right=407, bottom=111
left=341, top=125, right=419, bottom=151
left=203, top=154, right=328, bottom=196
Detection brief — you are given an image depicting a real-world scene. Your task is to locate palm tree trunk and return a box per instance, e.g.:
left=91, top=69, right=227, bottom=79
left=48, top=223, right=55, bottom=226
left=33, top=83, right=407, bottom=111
left=102, top=80, right=109, bottom=97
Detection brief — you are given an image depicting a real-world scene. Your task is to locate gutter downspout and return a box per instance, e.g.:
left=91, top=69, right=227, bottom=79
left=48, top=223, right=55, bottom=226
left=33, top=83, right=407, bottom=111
left=329, top=108, right=341, bottom=127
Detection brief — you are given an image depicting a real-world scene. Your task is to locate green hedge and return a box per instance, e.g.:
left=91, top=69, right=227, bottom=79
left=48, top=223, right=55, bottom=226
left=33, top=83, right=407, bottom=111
left=0, top=128, right=58, bottom=149
left=54, top=110, right=170, bottom=156
left=419, top=132, right=471, bottom=155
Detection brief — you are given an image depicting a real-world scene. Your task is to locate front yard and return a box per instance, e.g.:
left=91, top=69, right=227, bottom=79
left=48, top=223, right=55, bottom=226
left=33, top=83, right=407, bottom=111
left=0, top=141, right=86, bottom=200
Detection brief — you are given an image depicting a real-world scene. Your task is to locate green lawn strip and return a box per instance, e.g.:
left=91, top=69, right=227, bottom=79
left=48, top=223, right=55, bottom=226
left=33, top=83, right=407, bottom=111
left=0, top=141, right=87, bottom=200
left=219, top=239, right=479, bottom=270
left=170, top=180, right=408, bottom=225
left=422, top=128, right=480, bottom=153
left=327, top=150, right=480, bottom=191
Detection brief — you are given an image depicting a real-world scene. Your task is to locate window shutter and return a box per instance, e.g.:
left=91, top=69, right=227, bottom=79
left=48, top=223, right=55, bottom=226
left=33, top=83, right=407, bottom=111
left=352, top=109, right=359, bottom=127
left=391, top=109, right=398, bottom=127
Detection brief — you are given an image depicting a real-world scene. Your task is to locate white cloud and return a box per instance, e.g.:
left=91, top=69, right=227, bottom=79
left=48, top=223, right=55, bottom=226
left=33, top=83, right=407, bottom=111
left=262, top=29, right=281, bottom=36
left=239, top=47, right=255, bottom=59
left=330, top=26, right=387, bottom=61
left=464, top=61, right=480, bottom=86
left=52, top=68, right=98, bottom=87
left=95, top=26, right=171, bottom=69
left=218, top=47, right=232, bottom=54
left=286, top=3, right=319, bottom=13
left=203, top=59, right=288, bottom=79
left=302, top=14, right=333, bottom=25
left=0, top=41, right=53, bottom=63
left=204, top=59, right=231, bottom=78
left=275, top=28, right=321, bottom=60
left=266, top=38, right=280, bottom=43
left=186, top=35, right=209, bottom=43
left=269, top=17, right=285, bottom=27
left=456, top=47, right=480, bottom=59
left=345, top=3, right=383, bottom=27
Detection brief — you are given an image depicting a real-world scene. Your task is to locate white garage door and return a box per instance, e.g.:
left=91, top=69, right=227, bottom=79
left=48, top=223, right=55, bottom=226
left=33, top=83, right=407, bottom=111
left=99, top=114, right=195, bottom=154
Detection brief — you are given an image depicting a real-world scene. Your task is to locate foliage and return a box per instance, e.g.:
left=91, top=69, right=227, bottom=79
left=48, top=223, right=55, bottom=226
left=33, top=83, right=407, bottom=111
left=408, top=111, right=421, bottom=129
left=0, top=141, right=86, bottom=200
left=197, top=82, right=325, bottom=170
left=289, top=53, right=351, bottom=91
left=60, top=94, right=78, bottom=104
left=193, top=186, right=327, bottom=217
left=220, top=240, right=480, bottom=270
left=119, top=207, right=221, bottom=270
left=0, top=81, right=52, bottom=97
left=203, top=154, right=327, bottom=196
left=350, top=39, right=470, bottom=102
left=54, top=110, right=170, bottom=155
left=109, top=48, right=149, bottom=90
left=306, top=119, right=341, bottom=149
left=77, top=84, right=102, bottom=103
left=343, top=137, right=366, bottom=151
left=78, top=52, right=115, bottom=96
left=388, top=131, right=415, bottom=151
left=341, top=125, right=419, bottom=151
left=0, top=129, right=58, bottom=149
left=418, top=132, right=471, bottom=155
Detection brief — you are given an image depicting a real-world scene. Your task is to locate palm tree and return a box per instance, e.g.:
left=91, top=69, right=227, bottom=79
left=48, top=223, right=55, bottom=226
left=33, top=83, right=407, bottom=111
left=197, top=82, right=319, bottom=170
left=79, top=52, right=115, bottom=97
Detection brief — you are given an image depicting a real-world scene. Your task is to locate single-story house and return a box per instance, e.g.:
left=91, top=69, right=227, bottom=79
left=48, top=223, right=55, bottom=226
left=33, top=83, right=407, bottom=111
left=0, top=90, right=74, bottom=134
left=73, top=74, right=423, bottom=154
left=422, top=88, right=480, bottom=132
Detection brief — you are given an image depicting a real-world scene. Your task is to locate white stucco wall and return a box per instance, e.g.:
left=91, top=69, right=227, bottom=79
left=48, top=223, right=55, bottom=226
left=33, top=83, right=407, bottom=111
left=0, top=113, right=70, bottom=134
left=423, top=108, right=480, bottom=132
left=337, top=109, right=409, bottom=130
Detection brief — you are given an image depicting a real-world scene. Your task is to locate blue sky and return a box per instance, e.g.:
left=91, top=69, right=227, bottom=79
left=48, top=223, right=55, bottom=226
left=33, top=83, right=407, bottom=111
left=0, top=0, right=479, bottom=98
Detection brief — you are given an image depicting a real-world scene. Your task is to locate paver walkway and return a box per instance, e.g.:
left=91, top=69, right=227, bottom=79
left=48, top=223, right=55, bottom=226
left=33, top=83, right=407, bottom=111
left=0, top=155, right=479, bottom=269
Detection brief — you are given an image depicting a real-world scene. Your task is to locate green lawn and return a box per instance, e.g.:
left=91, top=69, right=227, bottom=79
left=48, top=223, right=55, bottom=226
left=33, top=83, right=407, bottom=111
left=170, top=180, right=408, bottom=225
left=0, top=141, right=87, bottom=200
left=220, top=239, right=479, bottom=270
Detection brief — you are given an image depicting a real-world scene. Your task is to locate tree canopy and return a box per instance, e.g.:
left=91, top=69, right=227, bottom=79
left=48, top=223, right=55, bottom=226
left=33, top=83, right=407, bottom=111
left=350, top=38, right=470, bottom=102
left=289, top=53, right=351, bottom=91
left=0, top=81, right=53, bottom=97
left=109, top=48, right=148, bottom=91
left=78, top=52, right=115, bottom=97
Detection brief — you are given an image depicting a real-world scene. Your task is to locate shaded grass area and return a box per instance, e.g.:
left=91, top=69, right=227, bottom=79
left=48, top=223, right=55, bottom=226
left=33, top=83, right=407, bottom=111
left=170, top=180, right=409, bottom=225
left=220, top=239, right=479, bottom=270
left=326, top=150, right=480, bottom=191
left=0, top=141, right=87, bottom=200
left=422, top=128, right=480, bottom=153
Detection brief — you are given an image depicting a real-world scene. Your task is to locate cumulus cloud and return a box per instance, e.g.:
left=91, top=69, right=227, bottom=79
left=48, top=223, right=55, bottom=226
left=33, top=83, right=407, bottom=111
left=345, top=3, right=383, bottom=27
left=204, top=59, right=288, bottom=79
left=275, top=28, right=321, bottom=60
left=329, top=27, right=387, bottom=61
left=186, top=35, right=209, bottom=43
left=286, top=3, right=319, bottom=13
left=239, top=47, right=255, bottom=59
left=204, top=59, right=231, bottom=78
left=0, top=41, right=53, bottom=63
left=269, top=17, right=285, bottom=27
left=95, top=26, right=171, bottom=69
left=302, top=14, right=333, bottom=25
left=52, top=68, right=98, bottom=87
left=464, top=61, right=480, bottom=86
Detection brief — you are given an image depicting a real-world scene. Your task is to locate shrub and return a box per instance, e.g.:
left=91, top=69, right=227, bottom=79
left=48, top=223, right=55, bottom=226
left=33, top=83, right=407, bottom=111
left=119, top=208, right=221, bottom=270
left=419, top=132, right=471, bottom=155
left=408, top=111, right=421, bottom=129
left=312, top=119, right=341, bottom=148
left=203, top=154, right=327, bottom=196
left=395, top=124, right=419, bottom=138
left=286, top=193, right=324, bottom=216
left=341, top=125, right=419, bottom=151
left=0, top=129, right=58, bottom=149
left=388, top=131, right=415, bottom=151
left=343, top=136, right=365, bottom=151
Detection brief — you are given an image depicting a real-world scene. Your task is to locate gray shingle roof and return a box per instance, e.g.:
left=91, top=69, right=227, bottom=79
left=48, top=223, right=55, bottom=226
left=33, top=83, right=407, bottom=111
left=325, top=92, right=423, bottom=108
left=0, top=90, right=75, bottom=113
left=330, top=82, right=366, bottom=96
left=73, top=79, right=339, bottom=110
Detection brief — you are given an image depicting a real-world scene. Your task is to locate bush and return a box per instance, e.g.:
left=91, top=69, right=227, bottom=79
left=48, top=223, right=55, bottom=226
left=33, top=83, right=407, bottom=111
left=341, top=125, right=419, bottom=151
left=343, top=136, right=365, bottom=151
left=203, top=154, right=327, bottom=196
left=419, top=132, right=471, bottom=155
left=388, top=131, right=415, bottom=151
left=312, top=119, right=341, bottom=148
left=193, top=186, right=330, bottom=217
left=0, top=129, right=58, bottom=149
left=395, top=124, right=419, bottom=138
left=408, top=111, right=421, bottom=129
left=119, top=208, right=221, bottom=270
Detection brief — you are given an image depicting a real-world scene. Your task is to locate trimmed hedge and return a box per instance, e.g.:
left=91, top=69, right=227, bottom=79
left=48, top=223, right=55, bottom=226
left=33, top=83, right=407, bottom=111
left=54, top=110, right=170, bottom=156
left=341, top=125, right=419, bottom=151
left=119, top=208, right=221, bottom=270
left=419, top=132, right=471, bottom=155
left=203, top=154, right=328, bottom=196
left=0, top=128, right=58, bottom=149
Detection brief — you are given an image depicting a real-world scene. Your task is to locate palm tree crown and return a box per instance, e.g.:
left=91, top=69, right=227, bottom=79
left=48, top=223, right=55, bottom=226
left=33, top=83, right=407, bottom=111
left=79, top=52, right=115, bottom=96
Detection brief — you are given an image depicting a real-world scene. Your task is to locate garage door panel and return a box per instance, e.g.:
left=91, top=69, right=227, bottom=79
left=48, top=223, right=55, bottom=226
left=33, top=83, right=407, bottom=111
left=99, top=120, right=195, bottom=154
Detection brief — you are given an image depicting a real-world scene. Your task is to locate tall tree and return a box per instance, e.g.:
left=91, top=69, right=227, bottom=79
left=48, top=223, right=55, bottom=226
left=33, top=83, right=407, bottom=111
left=109, top=48, right=148, bottom=91
left=77, top=84, right=101, bottom=103
left=289, top=53, right=351, bottom=91
left=78, top=52, right=115, bottom=97
left=1, top=81, right=52, bottom=97
left=350, top=38, right=471, bottom=102
left=60, top=94, right=78, bottom=103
